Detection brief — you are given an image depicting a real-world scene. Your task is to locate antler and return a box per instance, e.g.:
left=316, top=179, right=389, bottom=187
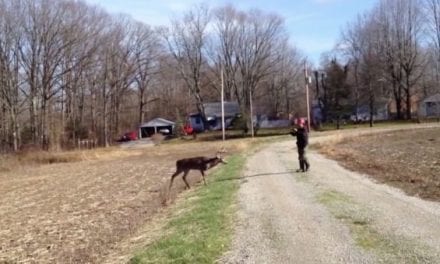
left=215, top=147, right=227, bottom=159
left=216, top=146, right=227, bottom=155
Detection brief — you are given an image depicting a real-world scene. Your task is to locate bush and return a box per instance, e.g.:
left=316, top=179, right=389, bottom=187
left=150, top=133, right=165, bottom=145
left=230, top=115, right=248, bottom=134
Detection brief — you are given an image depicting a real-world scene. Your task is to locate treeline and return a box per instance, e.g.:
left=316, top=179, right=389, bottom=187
left=0, top=0, right=306, bottom=152
left=316, top=0, right=440, bottom=127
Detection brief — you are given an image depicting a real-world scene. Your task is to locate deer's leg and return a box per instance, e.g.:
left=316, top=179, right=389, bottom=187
left=169, top=169, right=182, bottom=191
left=182, top=170, right=191, bottom=189
left=200, top=170, right=207, bottom=185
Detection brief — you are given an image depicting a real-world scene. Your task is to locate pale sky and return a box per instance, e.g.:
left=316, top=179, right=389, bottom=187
left=84, top=0, right=377, bottom=66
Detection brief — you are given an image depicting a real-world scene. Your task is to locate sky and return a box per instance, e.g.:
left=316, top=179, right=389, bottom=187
left=84, top=0, right=377, bottom=66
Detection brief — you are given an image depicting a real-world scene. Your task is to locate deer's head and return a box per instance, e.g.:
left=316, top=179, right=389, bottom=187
left=216, top=147, right=228, bottom=164
left=215, top=154, right=228, bottom=164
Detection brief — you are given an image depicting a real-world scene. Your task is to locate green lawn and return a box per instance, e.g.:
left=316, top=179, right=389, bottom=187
left=130, top=154, right=246, bottom=264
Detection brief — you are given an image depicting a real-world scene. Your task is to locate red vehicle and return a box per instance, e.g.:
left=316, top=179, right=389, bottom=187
left=117, top=131, right=138, bottom=142
left=183, top=124, right=194, bottom=135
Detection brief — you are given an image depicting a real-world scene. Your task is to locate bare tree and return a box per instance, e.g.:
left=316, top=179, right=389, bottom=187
left=360, top=23, right=385, bottom=127
left=130, top=22, right=160, bottom=124
left=340, top=11, right=386, bottom=127
left=211, top=6, right=301, bottom=132
left=262, top=43, right=304, bottom=118
left=341, top=13, right=369, bottom=122
left=160, top=4, right=210, bottom=121
left=424, top=0, right=440, bottom=98
left=230, top=9, right=287, bottom=132
left=0, top=0, right=311, bottom=152
left=58, top=2, right=106, bottom=148
left=212, top=5, right=240, bottom=100
left=374, top=0, right=425, bottom=119
left=0, top=0, right=24, bottom=151
left=322, top=58, right=351, bottom=129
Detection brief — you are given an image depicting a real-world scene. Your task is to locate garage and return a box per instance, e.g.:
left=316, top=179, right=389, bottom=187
left=139, top=118, right=175, bottom=138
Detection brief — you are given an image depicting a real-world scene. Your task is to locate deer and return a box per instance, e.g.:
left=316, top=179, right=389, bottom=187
left=168, top=149, right=228, bottom=192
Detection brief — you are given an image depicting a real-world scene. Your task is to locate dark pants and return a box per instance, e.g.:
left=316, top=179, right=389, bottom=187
left=298, top=147, right=310, bottom=172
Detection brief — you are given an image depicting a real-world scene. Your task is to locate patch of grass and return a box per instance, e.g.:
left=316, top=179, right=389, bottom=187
left=317, top=119, right=433, bottom=132
left=172, top=128, right=292, bottom=142
left=316, top=190, right=437, bottom=263
left=130, top=154, right=246, bottom=264
left=0, top=155, right=19, bottom=172
left=317, top=189, right=352, bottom=204
left=22, top=151, right=82, bottom=164
left=0, top=147, right=143, bottom=171
left=0, top=151, right=83, bottom=170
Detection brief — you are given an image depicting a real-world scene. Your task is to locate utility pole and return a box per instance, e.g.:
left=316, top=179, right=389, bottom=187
left=250, top=88, right=254, bottom=138
left=221, top=65, right=225, bottom=141
left=304, top=61, right=311, bottom=132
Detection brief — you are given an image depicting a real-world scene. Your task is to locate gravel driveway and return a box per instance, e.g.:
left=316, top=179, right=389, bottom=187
left=220, top=129, right=440, bottom=263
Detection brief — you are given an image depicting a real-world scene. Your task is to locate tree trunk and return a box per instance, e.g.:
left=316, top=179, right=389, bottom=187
left=103, top=89, right=109, bottom=147
left=10, top=110, right=18, bottom=151
left=369, top=94, right=374, bottom=128
left=405, top=76, right=412, bottom=120
left=354, top=63, right=360, bottom=122
left=321, top=73, right=328, bottom=122
left=392, top=79, right=403, bottom=120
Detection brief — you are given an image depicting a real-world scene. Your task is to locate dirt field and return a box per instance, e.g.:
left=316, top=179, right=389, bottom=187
left=0, top=139, right=247, bottom=263
left=316, top=127, right=440, bottom=201
left=2, top=126, right=438, bottom=263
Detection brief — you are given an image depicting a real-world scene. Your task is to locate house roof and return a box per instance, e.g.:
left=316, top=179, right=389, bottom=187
left=423, top=93, right=440, bottom=103
left=140, top=118, right=175, bottom=128
left=204, top=101, right=240, bottom=117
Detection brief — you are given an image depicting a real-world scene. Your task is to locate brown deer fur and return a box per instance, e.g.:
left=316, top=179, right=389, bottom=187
left=168, top=154, right=227, bottom=191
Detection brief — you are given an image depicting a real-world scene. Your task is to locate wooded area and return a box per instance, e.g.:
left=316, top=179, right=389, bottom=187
left=1, top=0, right=440, bottom=152
left=316, top=0, right=440, bottom=127
left=0, top=0, right=306, bottom=152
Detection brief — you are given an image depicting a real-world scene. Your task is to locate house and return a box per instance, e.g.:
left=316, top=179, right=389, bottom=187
left=352, top=98, right=389, bottom=122
left=258, top=115, right=291, bottom=128
left=188, top=113, right=205, bottom=133
left=139, top=118, right=175, bottom=138
left=188, top=102, right=241, bottom=132
left=419, top=93, right=440, bottom=118
left=205, top=101, right=241, bottom=130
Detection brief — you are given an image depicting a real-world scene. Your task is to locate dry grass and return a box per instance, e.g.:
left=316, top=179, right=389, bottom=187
left=0, top=137, right=251, bottom=263
left=0, top=147, right=145, bottom=173
left=316, top=127, right=440, bottom=201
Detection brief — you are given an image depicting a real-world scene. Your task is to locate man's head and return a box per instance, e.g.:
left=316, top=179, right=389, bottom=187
left=297, top=118, right=305, bottom=128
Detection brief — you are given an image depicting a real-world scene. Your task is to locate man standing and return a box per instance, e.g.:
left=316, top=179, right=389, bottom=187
left=290, top=118, right=310, bottom=172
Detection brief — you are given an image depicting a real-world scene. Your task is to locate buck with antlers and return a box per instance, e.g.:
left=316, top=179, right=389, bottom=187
left=168, top=149, right=227, bottom=192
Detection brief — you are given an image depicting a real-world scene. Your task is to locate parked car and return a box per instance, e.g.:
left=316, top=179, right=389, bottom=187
left=350, top=113, right=369, bottom=122
left=116, top=131, right=137, bottom=142
left=159, top=128, right=170, bottom=134
left=183, top=124, right=194, bottom=135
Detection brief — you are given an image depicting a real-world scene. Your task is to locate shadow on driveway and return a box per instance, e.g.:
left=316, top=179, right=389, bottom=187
left=215, top=171, right=295, bottom=182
